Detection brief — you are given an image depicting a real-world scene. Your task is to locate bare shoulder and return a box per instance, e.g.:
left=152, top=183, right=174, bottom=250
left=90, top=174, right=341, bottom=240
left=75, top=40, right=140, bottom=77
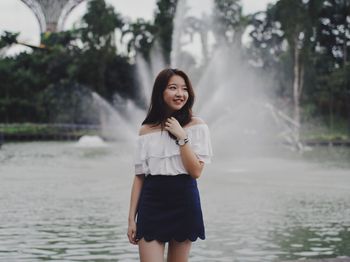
left=138, top=124, right=160, bottom=136
left=190, top=116, right=206, bottom=125
left=138, top=125, right=151, bottom=136
left=184, top=116, right=206, bottom=128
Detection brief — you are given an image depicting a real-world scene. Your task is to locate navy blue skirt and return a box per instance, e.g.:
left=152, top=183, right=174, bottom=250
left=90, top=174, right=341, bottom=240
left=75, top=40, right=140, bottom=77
left=136, top=174, right=205, bottom=243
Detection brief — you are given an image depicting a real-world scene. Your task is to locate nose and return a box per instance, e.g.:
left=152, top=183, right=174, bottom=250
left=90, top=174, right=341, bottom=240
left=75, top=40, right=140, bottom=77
left=176, top=89, right=184, bottom=96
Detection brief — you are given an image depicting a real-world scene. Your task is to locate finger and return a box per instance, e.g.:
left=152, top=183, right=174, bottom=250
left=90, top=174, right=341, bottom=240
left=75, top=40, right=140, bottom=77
left=132, top=230, right=137, bottom=241
left=129, top=235, right=137, bottom=245
left=128, top=235, right=133, bottom=244
left=127, top=230, right=134, bottom=243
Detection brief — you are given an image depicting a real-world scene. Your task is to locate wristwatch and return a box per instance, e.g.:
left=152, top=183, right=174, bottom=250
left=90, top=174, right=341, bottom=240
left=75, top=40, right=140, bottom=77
left=176, top=137, right=189, bottom=146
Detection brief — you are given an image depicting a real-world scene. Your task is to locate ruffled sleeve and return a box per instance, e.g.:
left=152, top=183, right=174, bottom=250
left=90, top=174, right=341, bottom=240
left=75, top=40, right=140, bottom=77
left=189, top=124, right=213, bottom=163
left=134, top=136, right=146, bottom=175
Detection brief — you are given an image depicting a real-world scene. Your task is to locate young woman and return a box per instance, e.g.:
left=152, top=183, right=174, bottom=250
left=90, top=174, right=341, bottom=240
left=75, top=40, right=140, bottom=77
left=127, top=68, right=212, bottom=262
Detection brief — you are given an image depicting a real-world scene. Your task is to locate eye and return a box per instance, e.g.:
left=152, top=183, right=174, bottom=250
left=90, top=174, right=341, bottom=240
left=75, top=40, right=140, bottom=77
left=169, top=85, right=176, bottom=89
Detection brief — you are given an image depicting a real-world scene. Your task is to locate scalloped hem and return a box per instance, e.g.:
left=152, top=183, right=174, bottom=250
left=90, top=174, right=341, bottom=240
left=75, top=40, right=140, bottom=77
left=137, top=235, right=205, bottom=243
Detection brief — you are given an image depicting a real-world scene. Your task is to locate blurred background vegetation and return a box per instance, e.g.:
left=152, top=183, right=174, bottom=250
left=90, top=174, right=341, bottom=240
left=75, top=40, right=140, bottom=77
left=0, top=0, right=349, bottom=140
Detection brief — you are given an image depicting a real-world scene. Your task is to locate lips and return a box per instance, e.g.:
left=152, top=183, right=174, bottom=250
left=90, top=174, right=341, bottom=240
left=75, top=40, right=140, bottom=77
left=173, top=100, right=184, bottom=105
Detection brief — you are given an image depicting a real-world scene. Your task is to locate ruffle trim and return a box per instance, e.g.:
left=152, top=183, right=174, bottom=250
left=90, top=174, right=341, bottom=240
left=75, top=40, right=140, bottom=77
left=136, top=234, right=205, bottom=243
left=135, top=124, right=213, bottom=161
left=144, top=149, right=211, bottom=159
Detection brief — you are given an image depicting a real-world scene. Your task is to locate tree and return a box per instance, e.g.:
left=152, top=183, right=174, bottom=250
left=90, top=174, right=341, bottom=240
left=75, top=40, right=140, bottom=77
left=154, top=0, right=178, bottom=65
left=0, top=31, right=19, bottom=48
left=0, top=31, right=19, bottom=57
left=273, top=0, right=323, bottom=137
left=122, top=19, right=156, bottom=61
left=0, top=0, right=143, bottom=124
left=317, top=0, right=350, bottom=67
left=248, top=6, right=293, bottom=102
left=213, top=0, right=249, bottom=49
left=78, top=0, right=125, bottom=98
left=316, top=0, right=350, bottom=133
left=80, top=0, right=123, bottom=51
left=249, top=7, right=285, bottom=70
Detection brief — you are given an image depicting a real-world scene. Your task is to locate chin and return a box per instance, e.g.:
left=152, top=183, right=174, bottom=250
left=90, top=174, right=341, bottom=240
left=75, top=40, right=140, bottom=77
left=172, top=106, right=184, bottom=111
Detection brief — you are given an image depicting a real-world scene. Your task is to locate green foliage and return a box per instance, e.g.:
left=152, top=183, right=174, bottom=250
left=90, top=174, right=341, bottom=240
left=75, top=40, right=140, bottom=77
left=122, top=19, right=156, bottom=61
left=0, top=31, right=19, bottom=48
left=41, top=30, right=79, bottom=47
left=81, top=0, right=123, bottom=51
left=311, top=0, right=350, bottom=131
left=105, top=56, right=137, bottom=99
left=213, top=0, right=248, bottom=46
left=73, top=0, right=128, bottom=98
left=249, top=0, right=350, bottom=133
left=317, top=0, right=350, bottom=67
left=0, top=0, right=136, bottom=124
left=249, top=7, right=285, bottom=69
left=154, top=0, right=178, bottom=64
left=39, top=81, right=99, bottom=124
left=0, top=53, right=47, bottom=122
left=0, top=123, right=99, bottom=137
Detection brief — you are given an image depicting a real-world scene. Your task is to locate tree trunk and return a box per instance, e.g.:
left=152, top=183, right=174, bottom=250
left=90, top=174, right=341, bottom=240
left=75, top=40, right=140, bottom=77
left=233, top=28, right=243, bottom=50
left=343, top=39, right=347, bottom=66
left=299, top=62, right=304, bottom=102
left=329, top=90, right=334, bottom=131
left=341, top=23, right=350, bottom=135
left=200, top=29, right=209, bottom=65
left=292, top=41, right=301, bottom=140
left=347, top=91, right=350, bottom=137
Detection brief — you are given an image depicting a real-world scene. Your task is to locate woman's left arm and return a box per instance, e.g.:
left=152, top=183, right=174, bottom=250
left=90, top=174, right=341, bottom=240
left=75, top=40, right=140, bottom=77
left=178, top=143, right=205, bottom=179
left=165, top=117, right=205, bottom=179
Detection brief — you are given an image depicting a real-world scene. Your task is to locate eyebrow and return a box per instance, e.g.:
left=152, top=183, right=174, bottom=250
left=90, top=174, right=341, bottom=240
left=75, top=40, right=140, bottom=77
left=167, top=83, right=187, bottom=87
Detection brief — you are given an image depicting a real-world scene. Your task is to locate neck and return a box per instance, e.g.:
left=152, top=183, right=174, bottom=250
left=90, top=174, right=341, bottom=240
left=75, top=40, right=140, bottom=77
left=164, top=107, right=175, bottom=118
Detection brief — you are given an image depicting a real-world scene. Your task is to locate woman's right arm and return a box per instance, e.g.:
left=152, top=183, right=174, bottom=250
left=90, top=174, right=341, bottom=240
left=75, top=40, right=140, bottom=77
left=127, top=174, right=145, bottom=244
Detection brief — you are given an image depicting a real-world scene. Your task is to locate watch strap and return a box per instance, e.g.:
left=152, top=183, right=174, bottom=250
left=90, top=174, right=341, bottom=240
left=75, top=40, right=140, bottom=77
left=176, top=137, right=189, bottom=146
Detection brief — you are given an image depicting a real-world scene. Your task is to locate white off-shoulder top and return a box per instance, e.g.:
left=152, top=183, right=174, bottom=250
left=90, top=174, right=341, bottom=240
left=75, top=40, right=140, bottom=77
left=134, top=123, right=213, bottom=176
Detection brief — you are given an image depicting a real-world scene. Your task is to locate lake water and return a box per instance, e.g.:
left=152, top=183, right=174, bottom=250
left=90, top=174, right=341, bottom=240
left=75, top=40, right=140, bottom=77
left=0, top=142, right=349, bottom=261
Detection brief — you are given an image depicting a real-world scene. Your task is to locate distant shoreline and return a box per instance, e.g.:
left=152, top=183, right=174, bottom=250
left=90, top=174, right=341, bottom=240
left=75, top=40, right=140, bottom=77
left=1, top=123, right=349, bottom=146
left=0, top=123, right=101, bottom=143
left=2, top=138, right=349, bottom=147
left=301, top=139, right=350, bottom=147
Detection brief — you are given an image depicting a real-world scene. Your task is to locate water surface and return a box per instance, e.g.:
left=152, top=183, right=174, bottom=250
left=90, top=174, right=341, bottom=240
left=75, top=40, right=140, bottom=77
left=0, top=142, right=349, bottom=261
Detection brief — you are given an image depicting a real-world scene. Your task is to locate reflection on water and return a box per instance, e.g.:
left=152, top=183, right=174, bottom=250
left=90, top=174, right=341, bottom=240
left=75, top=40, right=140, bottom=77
left=0, top=142, right=350, bottom=261
left=275, top=224, right=350, bottom=259
left=299, top=145, right=350, bottom=169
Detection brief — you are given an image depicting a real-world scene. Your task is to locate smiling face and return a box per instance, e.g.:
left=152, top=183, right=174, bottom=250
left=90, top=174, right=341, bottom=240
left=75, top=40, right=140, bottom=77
left=143, top=68, right=194, bottom=127
left=163, top=74, right=189, bottom=114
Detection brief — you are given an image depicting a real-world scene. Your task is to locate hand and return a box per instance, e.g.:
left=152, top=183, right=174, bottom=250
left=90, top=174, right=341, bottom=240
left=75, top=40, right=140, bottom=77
left=165, top=117, right=187, bottom=140
left=127, top=220, right=138, bottom=245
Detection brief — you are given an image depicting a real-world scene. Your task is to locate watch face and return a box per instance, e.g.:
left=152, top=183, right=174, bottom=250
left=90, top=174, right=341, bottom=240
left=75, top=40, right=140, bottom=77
left=178, top=140, right=185, bottom=146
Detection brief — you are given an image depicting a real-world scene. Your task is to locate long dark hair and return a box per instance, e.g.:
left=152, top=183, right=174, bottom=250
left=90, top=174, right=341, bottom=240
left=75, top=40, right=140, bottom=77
left=142, top=68, right=195, bottom=138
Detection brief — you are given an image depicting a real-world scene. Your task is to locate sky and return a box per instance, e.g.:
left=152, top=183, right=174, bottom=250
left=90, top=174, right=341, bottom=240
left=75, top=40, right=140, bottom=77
left=0, top=0, right=276, bottom=54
